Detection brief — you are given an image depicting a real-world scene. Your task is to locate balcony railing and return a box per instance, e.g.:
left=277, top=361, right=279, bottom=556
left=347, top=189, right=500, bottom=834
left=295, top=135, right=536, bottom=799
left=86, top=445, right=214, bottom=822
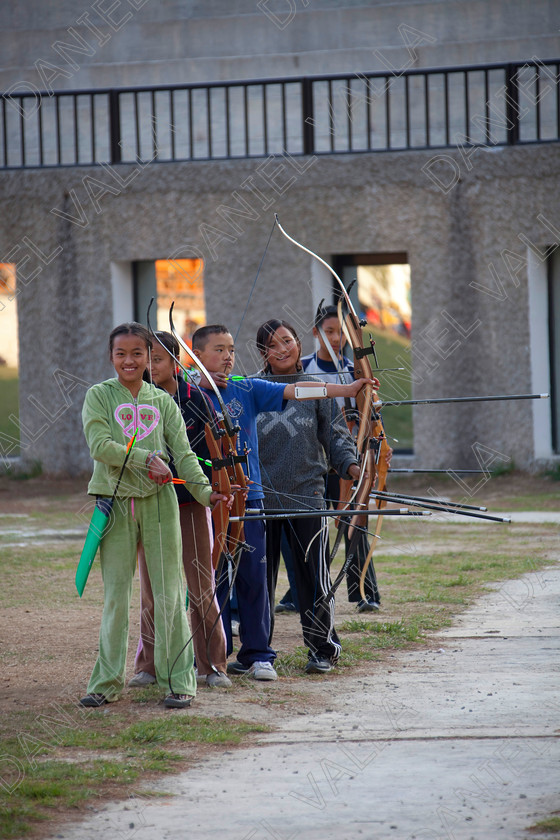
left=1, top=59, right=558, bottom=169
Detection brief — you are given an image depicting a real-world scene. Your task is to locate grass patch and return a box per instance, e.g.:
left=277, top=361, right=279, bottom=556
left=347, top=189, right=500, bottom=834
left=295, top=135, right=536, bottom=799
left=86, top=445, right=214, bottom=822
left=0, top=366, right=19, bottom=457
left=527, top=814, right=560, bottom=833
left=489, top=459, right=516, bottom=477
left=0, top=473, right=557, bottom=837
left=362, top=324, right=413, bottom=451
left=5, top=461, right=43, bottom=480
left=337, top=617, right=422, bottom=662
left=340, top=617, right=418, bottom=639
left=329, top=525, right=556, bottom=650
left=57, top=713, right=269, bottom=750
left=542, top=464, right=560, bottom=481
left=275, top=647, right=308, bottom=677
left=0, top=707, right=269, bottom=838
left=486, top=491, right=560, bottom=511
left=0, top=543, right=88, bottom=608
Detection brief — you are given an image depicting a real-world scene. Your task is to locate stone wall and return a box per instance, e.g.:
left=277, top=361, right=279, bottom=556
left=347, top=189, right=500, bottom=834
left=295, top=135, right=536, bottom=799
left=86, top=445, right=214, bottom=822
left=1, top=0, right=559, bottom=474
left=1, top=141, right=558, bottom=474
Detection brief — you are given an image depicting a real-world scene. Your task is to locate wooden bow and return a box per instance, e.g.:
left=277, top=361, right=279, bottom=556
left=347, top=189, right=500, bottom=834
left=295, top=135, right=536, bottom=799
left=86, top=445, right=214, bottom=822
left=203, top=414, right=250, bottom=569
left=168, top=303, right=249, bottom=566
left=274, top=216, right=381, bottom=581
left=146, top=298, right=248, bottom=572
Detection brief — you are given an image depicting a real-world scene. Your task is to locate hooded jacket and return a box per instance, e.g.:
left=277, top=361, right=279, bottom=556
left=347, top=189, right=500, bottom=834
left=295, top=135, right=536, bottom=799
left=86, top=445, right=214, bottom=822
left=82, top=378, right=213, bottom=506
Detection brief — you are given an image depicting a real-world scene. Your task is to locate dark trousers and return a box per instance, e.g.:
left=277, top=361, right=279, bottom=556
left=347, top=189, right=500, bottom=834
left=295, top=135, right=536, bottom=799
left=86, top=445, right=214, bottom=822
left=266, top=513, right=341, bottom=663
left=278, top=529, right=300, bottom=610
left=326, top=473, right=380, bottom=603
left=216, top=500, right=276, bottom=666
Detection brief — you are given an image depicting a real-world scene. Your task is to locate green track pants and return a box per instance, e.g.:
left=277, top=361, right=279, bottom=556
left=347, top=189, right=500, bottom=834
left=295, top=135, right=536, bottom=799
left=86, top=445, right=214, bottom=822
left=87, top=484, right=196, bottom=698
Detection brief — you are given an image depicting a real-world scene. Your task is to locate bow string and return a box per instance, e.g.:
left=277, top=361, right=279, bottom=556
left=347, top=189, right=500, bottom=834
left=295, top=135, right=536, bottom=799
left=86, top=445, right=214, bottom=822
left=274, top=215, right=384, bottom=595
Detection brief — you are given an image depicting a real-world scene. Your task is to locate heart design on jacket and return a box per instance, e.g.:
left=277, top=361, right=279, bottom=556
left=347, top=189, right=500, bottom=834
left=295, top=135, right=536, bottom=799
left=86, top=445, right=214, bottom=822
left=115, top=404, right=160, bottom=440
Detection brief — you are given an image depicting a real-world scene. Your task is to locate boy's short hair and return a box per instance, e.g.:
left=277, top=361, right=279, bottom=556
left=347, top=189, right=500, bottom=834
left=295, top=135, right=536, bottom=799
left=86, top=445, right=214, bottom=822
left=314, top=303, right=338, bottom=329
left=192, top=324, right=230, bottom=351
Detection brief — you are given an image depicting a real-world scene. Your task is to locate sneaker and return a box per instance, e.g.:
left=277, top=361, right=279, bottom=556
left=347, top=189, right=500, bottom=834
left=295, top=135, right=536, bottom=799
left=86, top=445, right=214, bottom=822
left=304, top=656, right=333, bottom=674
left=79, top=693, right=107, bottom=707
left=163, top=693, right=193, bottom=709
left=206, top=671, right=232, bottom=688
left=357, top=599, right=380, bottom=613
left=274, top=601, right=297, bottom=614
left=231, top=619, right=240, bottom=636
left=128, top=671, right=156, bottom=687
left=246, top=661, right=278, bottom=681
left=227, top=660, right=249, bottom=675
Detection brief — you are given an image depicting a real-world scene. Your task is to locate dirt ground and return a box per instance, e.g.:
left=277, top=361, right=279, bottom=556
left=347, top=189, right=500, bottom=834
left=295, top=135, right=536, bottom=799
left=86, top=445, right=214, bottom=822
left=0, top=470, right=557, bottom=725
left=0, top=469, right=559, bottom=840
left=0, top=474, right=366, bottom=725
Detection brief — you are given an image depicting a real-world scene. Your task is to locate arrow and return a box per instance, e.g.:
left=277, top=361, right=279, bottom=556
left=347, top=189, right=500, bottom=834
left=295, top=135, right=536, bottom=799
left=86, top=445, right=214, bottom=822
left=370, top=489, right=488, bottom=511
left=369, top=491, right=511, bottom=523
left=388, top=468, right=489, bottom=474
left=232, top=508, right=432, bottom=521
left=376, top=393, right=549, bottom=408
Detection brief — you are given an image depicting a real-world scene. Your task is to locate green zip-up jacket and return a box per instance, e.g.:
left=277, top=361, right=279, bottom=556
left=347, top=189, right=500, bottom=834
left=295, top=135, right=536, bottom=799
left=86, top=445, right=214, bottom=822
left=82, top=378, right=213, bottom=506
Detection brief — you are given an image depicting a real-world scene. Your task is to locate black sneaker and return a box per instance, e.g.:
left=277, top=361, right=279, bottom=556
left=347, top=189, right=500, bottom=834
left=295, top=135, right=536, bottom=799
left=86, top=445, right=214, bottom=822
left=226, top=660, right=250, bottom=675
left=304, top=656, right=333, bottom=674
left=163, top=693, right=193, bottom=709
left=357, top=599, right=380, bottom=613
left=275, top=601, right=297, bottom=614
left=79, top=693, right=107, bottom=707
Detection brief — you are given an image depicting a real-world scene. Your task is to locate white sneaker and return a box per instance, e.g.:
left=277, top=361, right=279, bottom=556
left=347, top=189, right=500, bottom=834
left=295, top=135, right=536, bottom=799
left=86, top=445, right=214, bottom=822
left=246, top=661, right=278, bottom=681
left=128, top=671, right=156, bottom=687
left=206, top=672, right=233, bottom=688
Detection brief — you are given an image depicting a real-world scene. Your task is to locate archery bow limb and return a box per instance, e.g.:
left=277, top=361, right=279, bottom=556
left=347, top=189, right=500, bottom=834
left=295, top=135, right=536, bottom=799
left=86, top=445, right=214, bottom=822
left=311, top=300, right=360, bottom=554
left=274, top=218, right=377, bottom=516
left=149, top=300, right=250, bottom=579
left=274, top=215, right=383, bottom=604
left=147, top=298, right=246, bottom=691
left=168, top=302, right=249, bottom=533
left=203, top=418, right=233, bottom=569
left=168, top=305, right=251, bottom=672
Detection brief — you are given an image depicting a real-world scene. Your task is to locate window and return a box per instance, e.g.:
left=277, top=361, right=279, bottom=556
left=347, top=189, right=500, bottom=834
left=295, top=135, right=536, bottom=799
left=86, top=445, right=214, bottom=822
left=548, top=250, right=560, bottom=453
left=333, top=253, right=412, bottom=452
left=133, top=257, right=206, bottom=364
left=0, top=264, right=19, bottom=457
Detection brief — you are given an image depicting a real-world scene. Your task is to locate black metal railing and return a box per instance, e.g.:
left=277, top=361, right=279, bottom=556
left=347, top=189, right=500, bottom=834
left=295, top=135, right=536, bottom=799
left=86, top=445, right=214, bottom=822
left=1, top=59, right=558, bottom=169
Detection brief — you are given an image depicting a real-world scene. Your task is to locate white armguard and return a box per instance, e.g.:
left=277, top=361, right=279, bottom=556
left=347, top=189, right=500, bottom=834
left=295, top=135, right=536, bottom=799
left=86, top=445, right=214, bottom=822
left=294, top=382, right=328, bottom=400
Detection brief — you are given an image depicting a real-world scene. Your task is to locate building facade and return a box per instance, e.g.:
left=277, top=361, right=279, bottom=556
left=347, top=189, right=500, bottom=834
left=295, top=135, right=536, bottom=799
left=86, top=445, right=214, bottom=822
left=0, top=1, right=559, bottom=474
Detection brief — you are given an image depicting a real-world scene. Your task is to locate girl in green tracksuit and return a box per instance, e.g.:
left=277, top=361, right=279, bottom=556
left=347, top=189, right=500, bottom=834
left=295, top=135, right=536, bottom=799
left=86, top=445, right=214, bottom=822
left=80, top=322, right=231, bottom=710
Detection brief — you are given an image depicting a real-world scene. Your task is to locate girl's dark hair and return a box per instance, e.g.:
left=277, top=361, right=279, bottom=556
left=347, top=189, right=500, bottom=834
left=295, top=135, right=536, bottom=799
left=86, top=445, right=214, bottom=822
left=154, top=330, right=180, bottom=359
left=255, top=319, right=302, bottom=374
left=314, top=303, right=338, bottom=329
left=141, top=331, right=180, bottom=383
left=109, top=322, right=152, bottom=354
